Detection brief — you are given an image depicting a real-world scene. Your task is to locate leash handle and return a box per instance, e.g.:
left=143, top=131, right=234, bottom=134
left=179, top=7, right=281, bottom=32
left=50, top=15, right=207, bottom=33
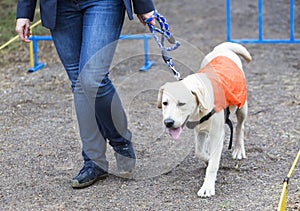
left=145, top=10, right=181, bottom=80
left=144, top=10, right=181, bottom=51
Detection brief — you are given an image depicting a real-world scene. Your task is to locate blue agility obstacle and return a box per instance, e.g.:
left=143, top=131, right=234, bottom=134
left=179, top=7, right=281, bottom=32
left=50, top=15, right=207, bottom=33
left=226, top=0, right=300, bottom=44
left=28, top=35, right=52, bottom=72
left=28, top=34, right=154, bottom=72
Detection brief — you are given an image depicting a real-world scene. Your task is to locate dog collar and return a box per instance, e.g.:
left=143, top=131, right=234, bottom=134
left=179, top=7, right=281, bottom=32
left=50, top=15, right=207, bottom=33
left=186, top=109, right=216, bottom=129
left=186, top=108, right=233, bottom=150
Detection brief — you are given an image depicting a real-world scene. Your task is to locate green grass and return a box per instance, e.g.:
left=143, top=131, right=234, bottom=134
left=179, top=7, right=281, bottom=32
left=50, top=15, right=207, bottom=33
left=0, top=0, right=49, bottom=47
left=0, top=1, right=51, bottom=66
left=0, top=1, right=17, bottom=42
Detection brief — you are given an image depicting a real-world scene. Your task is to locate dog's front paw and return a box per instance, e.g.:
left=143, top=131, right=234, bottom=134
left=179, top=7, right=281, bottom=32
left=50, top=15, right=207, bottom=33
left=197, top=184, right=215, bottom=197
left=232, top=147, right=247, bottom=160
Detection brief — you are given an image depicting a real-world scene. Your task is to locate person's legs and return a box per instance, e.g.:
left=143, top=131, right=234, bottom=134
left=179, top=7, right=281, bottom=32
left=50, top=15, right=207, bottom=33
left=50, top=0, right=135, bottom=188
left=77, top=0, right=136, bottom=173
left=94, top=80, right=136, bottom=174
left=49, top=0, right=109, bottom=187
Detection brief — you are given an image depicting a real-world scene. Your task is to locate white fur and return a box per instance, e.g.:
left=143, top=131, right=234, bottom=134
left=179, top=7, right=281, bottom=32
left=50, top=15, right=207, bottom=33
left=157, top=42, right=251, bottom=197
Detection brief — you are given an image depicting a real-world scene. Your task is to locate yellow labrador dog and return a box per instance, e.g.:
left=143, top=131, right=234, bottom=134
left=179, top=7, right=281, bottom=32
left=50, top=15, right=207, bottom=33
left=157, top=42, right=252, bottom=197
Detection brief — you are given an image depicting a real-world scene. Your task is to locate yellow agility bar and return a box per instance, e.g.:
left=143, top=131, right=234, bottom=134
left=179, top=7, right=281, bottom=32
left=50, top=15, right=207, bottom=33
left=277, top=149, right=300, bottom=211
left=29, top=41, right=34, bottom=68
left=0, top=20, right=42, bottom=51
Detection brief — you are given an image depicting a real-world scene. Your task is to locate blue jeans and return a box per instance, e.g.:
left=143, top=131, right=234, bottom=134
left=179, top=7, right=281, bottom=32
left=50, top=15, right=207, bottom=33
left=50, top=0, right=131, bottom=171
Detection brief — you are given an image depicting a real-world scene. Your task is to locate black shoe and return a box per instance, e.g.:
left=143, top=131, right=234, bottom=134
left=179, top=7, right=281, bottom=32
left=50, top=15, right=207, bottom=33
left=113, top=142, right=136, bottom=176
left=70, top=162, right=108, bottom=188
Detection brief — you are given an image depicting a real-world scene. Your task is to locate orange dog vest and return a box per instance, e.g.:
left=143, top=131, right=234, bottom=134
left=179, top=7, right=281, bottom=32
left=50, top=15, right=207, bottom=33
left=198, top=56, right=247, bottom=112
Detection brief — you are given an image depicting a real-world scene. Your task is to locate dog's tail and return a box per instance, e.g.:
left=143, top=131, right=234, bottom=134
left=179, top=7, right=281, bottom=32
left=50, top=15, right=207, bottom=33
left=214, top=42, right=252, bottom=64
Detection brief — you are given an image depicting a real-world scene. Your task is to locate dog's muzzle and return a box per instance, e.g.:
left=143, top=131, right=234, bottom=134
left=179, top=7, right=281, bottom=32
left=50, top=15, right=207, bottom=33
left=164, top=118, right=175, bottom=128
left=164, top=115, right=190, bottom=129
left=165, top=115, right=190, bottom=140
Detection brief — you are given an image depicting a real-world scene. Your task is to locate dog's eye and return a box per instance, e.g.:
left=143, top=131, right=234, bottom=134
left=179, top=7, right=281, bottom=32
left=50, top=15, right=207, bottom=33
left=177, top=102, right=186, bottom=107
left=163, top=101, right=168, bottom=106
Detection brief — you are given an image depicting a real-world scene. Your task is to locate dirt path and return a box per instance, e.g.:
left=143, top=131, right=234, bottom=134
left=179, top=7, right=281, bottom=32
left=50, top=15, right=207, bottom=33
left=1, top=0, right=299, bottom=210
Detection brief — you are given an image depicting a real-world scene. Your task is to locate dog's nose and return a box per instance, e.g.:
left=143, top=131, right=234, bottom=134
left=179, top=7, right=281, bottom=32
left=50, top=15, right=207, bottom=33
left=164, top=118, right=175, bottom=128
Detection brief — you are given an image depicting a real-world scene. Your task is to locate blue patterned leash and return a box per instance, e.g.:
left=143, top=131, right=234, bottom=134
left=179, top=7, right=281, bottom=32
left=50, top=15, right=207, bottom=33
left=144, top=10, right=182, bottom=80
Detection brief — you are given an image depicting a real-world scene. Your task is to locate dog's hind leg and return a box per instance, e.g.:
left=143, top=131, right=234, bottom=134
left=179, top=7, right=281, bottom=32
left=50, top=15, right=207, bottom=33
left=232, top=101, right=247, bottom=159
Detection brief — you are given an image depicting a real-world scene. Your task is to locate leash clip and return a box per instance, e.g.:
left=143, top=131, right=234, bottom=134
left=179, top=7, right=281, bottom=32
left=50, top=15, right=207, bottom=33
left=172, top=68, right=181, bottom=81
left=162, top=50, right=181, bottom=80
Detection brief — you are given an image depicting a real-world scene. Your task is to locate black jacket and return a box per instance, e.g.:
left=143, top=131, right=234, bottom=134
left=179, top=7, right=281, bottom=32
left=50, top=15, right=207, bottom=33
left=16, top=0, right=155, bottom=30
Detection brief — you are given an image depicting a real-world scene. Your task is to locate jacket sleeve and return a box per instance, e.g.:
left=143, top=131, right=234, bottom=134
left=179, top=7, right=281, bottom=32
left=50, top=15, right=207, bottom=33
left=16, top=0, right=37, bottom=21
left=132, top=0, right=155, bottom=14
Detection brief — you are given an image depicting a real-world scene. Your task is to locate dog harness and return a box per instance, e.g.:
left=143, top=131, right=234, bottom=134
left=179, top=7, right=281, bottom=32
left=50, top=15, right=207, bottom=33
left=186, top=56, right=247, bottom=149
left=199, top=56, right=247, bottom=112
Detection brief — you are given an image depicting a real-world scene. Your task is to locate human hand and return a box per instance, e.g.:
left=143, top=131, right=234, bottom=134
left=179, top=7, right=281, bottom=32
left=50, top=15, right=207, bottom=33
left=137, top=10, right=156, bottom=26
left=16, top=18, right=31, bottom=42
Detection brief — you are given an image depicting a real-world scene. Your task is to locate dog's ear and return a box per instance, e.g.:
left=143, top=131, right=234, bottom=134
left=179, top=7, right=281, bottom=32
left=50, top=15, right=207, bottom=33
left=191, top=88, right=209, bottom=110
left=157, top=86, right=164, bottom=109
left=183, top=75, right=210, bottom=110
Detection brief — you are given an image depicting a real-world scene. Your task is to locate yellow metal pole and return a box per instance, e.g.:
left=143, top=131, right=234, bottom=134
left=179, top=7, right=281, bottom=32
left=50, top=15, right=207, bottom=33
left=277, top=150, right=300, bottom=211
left=287, top=150, right=300, bottom=178
left=28, top=20, right=42, bottom=69
left=29, top=41, right=34, bottom=68
left=29, top=19, right=42, bottom=29
left=278, top=182, right=288, bottom=211
left=0, top=35, right=19, bottom=51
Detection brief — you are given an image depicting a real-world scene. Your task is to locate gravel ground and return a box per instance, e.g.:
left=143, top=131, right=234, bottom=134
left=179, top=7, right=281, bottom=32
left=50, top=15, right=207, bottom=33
left=1, top=0, right=299, bottom=210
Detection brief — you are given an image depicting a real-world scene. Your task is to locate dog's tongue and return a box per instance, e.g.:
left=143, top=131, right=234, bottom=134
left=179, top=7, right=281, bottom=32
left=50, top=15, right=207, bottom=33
left=168, top=127, right=182, bottom=139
